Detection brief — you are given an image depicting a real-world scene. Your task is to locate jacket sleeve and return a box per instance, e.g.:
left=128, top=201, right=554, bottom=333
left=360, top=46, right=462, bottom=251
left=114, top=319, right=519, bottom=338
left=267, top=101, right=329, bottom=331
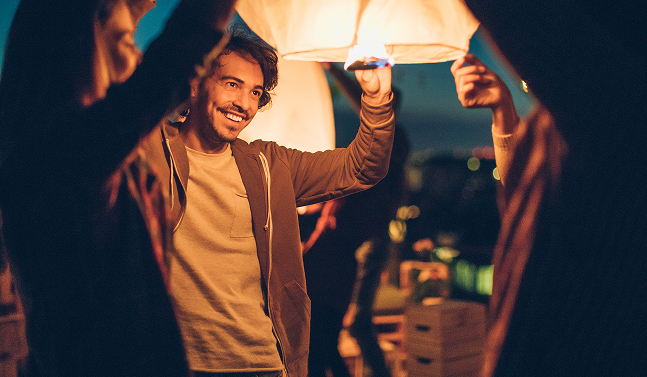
left=492, top=118, right=524, bottom=186
left=262, top=95, right=395, bottom=207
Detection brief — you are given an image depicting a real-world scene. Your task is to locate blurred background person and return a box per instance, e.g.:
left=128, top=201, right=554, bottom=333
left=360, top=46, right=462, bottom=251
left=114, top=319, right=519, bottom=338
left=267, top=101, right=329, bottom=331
left=302, top=62, right=409, bottom=377
left=302, top=123, right=409, bottom=377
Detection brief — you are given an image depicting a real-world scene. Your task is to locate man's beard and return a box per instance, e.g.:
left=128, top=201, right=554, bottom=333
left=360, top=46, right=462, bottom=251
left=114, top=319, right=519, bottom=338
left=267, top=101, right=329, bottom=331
left=203, top=113, right=237, bottom=144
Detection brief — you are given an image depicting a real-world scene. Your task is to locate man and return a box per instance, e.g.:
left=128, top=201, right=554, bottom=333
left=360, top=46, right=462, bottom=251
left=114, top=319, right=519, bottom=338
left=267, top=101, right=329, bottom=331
left=140, top=29, right=394, bottom=377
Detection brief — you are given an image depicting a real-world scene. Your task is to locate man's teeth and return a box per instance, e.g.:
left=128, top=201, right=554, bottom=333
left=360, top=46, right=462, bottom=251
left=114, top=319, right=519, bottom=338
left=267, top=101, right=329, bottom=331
left=225, top=113, right=243, bottom=122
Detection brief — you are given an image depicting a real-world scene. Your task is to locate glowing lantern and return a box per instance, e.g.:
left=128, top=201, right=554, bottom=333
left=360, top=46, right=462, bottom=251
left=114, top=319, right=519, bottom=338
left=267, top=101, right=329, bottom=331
left=238, top=55, right=335, bottom=152
left=235, top=0, right=480, bottom=68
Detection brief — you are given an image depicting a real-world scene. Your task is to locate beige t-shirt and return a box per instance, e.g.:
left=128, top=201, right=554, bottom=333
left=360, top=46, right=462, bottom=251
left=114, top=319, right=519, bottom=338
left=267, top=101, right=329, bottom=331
left=170, top=144, right=282, bottom=372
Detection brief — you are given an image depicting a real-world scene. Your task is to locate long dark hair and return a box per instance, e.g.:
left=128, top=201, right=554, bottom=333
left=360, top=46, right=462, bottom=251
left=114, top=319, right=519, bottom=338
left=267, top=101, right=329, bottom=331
left=0, top=0, right=101, bottom=160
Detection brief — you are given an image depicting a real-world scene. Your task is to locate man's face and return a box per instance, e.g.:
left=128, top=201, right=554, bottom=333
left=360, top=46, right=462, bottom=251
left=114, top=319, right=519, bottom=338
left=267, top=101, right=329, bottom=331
left=190, top=51, right=264, bottom=146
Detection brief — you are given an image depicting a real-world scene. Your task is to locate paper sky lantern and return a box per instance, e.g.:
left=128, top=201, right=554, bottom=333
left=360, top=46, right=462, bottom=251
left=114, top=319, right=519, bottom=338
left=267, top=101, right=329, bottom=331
left=237, top=55, right=335, bottom=152
left=236, top=0, right=480, bottom=66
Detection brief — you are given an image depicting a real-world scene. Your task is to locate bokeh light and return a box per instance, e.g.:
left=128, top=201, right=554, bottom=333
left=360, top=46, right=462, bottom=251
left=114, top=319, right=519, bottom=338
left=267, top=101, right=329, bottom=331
left=467, top=157, right=480, bottom=171
left=492, top=167, right=500, bottom=180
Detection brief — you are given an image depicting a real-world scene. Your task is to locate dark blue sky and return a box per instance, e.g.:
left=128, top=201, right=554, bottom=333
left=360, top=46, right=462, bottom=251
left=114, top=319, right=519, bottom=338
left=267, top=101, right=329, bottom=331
left=0, top=0, right=535, bottom=154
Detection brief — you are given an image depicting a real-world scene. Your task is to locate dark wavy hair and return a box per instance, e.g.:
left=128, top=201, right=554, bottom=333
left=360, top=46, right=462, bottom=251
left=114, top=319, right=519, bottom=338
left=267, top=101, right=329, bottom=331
left=212, top=24, right=279, bottom=110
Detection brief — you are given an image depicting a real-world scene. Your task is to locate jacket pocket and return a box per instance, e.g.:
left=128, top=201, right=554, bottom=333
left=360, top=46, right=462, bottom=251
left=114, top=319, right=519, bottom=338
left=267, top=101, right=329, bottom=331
left=230, top=193, right=254, bottom=238
left=275, top=280, right=311, bottom=366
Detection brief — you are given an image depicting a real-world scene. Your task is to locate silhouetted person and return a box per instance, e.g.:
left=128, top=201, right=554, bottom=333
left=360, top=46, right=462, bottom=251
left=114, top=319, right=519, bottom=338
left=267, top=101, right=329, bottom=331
left=0, top=0, right=235, bottom=375
left=463, top=2, right=647, bottom=376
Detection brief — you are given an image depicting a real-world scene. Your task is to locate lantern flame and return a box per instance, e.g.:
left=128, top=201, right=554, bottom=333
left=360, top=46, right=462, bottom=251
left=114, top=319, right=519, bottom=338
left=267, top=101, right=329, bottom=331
left=343, top=44, right=395, bottom=70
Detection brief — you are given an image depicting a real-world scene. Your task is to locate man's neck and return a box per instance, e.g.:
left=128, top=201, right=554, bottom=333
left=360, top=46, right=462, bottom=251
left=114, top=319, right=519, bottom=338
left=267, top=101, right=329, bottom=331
left=180, top=118, right=229, bottom=154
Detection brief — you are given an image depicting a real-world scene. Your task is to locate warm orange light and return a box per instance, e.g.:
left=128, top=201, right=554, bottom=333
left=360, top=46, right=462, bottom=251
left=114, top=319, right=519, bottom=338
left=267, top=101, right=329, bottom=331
left=388, top=219, right=406, bottom=243
left=344, top=44, right=395, bottom=70
left=236, top=0, right=480, bottom=64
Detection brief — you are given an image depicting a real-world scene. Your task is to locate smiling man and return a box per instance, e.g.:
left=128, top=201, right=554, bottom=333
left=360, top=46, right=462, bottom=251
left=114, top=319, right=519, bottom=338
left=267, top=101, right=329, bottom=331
left=139, top=27, right=395, bottom=377
left=181, top=48, right=266, bottom=152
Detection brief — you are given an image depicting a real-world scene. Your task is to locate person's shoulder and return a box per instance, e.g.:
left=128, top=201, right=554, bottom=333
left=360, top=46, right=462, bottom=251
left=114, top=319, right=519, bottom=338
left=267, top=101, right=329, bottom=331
left=236, top=138, right=285, bottom=153
left=235, top=139, right=299, bottom=167
left=163, top=119, right=182, bottom=138
left=231, top=138, right=262, bottom=157
left=139, top=119, right=175, bottom=153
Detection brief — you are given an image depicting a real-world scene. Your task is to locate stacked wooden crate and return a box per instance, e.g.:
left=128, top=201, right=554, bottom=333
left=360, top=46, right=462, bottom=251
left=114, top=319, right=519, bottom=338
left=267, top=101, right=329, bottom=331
left=405, top=300, right=486, bottom=377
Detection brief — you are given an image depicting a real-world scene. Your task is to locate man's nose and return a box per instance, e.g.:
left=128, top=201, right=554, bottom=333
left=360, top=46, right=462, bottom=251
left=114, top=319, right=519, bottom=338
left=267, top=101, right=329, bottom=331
left=232, top=92, right=250, bottom=112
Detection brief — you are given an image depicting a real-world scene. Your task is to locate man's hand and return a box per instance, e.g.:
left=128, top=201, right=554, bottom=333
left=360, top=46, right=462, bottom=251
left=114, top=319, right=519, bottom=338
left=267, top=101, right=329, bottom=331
left=451, top=54, right=520, bottom=135
left=355, top=66, right=392, bottom=106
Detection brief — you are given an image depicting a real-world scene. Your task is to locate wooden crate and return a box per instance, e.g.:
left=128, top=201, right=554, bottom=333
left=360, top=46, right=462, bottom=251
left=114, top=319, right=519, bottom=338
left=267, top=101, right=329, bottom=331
left=405, top=300, right=486, bottom=377
left=408, top=351, right=482, bottom=377
left=408, top=337, right=484, bottom=361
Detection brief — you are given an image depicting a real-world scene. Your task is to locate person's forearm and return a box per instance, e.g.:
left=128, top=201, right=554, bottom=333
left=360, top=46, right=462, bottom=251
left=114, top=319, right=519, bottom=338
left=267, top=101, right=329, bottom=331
left=290, top=96, right=394, bottom=205
left=363, top=91, right=393, bottom=108
left=491, top=97, right=520, bottom=136
left=115, top=0, right=234, bottom=128
left=492, top=119, right=523, bottom=185
left=81, top=0, right=233, bottom=178
left=352, top=95, right=395, bottom=184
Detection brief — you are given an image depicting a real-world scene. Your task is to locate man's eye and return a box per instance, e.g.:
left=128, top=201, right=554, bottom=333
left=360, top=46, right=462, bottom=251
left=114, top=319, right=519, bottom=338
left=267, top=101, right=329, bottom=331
left=252, top=90, right=262, bottom=98
left=227, top=82, right=237, bottom=88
